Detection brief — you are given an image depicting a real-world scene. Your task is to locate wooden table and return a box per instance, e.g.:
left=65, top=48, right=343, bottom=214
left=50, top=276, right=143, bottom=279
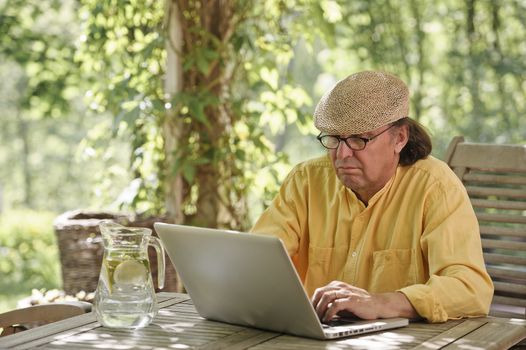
left=1, top=292, right=525, bottom=349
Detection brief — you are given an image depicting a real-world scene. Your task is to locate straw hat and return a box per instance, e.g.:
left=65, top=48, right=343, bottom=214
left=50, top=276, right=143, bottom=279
left=314, top=71, right=409, bottom=135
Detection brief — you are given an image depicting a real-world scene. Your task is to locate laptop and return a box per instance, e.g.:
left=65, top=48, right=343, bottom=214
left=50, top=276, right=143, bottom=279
left=154, top=222, right=409, bottom=339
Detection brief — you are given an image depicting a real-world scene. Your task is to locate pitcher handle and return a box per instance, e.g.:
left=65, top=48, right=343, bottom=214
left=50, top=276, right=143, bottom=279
left=148, top=236, right=165, bottom=289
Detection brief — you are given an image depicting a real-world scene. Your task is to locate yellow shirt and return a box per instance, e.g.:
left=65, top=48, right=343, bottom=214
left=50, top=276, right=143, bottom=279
left=251, top=155, right=493, bottom=322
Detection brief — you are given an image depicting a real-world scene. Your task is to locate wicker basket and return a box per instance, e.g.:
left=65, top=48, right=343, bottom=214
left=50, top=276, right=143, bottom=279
left=53, top=210, right=182, bottom=295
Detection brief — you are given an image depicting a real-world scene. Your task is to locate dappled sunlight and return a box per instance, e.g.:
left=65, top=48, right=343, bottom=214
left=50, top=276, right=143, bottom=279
left=417, top=338, right=456, bottom=349
left=169, top=345, right=191, bottom=349
left=46, top=319, right=204, bottom=349
left=158, top=309, right=182, bottom=317
left=330, top=331, right=417, bottom=349
left=3, top=303, right=524, bottom=349
left=416, top=338, right=459, bottom=349
left=50, top=332, right=181, bottom=349
left=453, top=345, right=486, bottom=350
left=260, top=330, right=421, bottom=350
left=157, top=321, right=198, bottom=333
left=43, top=303, right=246, bottom=349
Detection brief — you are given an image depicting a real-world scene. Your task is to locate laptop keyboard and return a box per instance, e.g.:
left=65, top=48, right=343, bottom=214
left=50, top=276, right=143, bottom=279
left=322, top=317, right=358, bottom=328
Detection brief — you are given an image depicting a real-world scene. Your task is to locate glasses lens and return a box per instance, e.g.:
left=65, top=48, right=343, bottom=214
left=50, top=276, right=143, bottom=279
left=320, top=135, right=339, bottom=149
left=345, top=137, right=366, bottom=150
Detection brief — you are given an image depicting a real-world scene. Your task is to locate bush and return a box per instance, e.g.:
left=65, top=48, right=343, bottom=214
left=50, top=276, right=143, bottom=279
left=0, top=210, right=62, bottom=293
left=17, top=288, right=94, bottom=308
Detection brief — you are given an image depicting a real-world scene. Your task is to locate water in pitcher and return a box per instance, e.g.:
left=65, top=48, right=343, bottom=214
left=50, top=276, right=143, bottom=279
left=94, top=221, right=165, bottom=329
left=95, top=251, right=156, bottom=328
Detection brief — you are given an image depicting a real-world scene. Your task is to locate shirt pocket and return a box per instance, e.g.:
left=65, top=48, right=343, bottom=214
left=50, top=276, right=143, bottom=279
left=370, top=248, right=417, bottom=293
left=305, top=245, right=347, bottom=295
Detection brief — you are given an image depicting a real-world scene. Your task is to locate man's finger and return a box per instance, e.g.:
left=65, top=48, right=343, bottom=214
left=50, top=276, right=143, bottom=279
left=312, top=286, right=337, bottom=308
left=315, top=289, right=347, bottom=319
left=323, top=297, right=352, bottom=322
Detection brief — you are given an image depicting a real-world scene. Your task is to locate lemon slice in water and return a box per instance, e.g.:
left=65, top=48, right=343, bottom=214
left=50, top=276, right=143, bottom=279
left=113, top=260, right=148, bottom=286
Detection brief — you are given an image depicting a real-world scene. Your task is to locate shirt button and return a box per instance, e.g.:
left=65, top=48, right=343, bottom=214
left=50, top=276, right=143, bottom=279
left=352, top=251, right=357, bottom=258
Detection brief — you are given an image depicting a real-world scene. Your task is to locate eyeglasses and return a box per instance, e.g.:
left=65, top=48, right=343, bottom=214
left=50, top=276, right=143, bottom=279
left=317, top=124, right=396, bottom=151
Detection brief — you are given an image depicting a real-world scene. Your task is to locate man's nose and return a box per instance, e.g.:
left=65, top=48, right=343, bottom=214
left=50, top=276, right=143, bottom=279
left=336, top=141, right=355, bottom=159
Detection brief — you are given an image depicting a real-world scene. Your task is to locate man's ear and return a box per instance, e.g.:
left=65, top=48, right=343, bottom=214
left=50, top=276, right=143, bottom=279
left=394, top=124, right=409, bottom=154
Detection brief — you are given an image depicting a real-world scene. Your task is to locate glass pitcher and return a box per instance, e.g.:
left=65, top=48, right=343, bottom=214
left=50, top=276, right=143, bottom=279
left=94, top=220, right=165, bottom=328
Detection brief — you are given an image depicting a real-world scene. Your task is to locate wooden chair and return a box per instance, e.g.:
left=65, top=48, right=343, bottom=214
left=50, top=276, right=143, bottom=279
left=0, top=301, right=92, bottom=337
left=445, top=136, right=526, bottom=319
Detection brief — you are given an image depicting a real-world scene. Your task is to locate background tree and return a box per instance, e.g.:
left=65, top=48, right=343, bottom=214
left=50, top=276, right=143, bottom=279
left=0, top=0, right=94, bottom=211
left=77, top=0, right=326, bottom=229
left=163, top=0, right=335, bottom=228
left=0, top=0, right=524, bottom=223
left=314, top=0, right=526, bottom=155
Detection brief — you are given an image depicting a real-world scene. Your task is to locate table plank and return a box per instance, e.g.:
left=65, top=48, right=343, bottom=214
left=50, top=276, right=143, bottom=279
left=197, top=328, right=280, bottom=350
left=250, top=321, right=465, bottom=350
left=443, top=321, right=526, bottom=350
left=0, top=313, right=98, bottom=349
left=2, top=293, right=525, bottom=350
left=0, top=293, right=190, bottom=349
left=412, top=319, right=487, bottom=350
left=27, top=298, right=273, bottom=349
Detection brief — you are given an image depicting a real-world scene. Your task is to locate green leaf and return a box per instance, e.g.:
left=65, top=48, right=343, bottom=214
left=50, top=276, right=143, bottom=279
left=192, top=158, right=210, bottom=165
left=196, top=55, right=210, bottom=75
left=188, top=99, right=210, bottom=127
left=182, top=163, right=196, bottom=183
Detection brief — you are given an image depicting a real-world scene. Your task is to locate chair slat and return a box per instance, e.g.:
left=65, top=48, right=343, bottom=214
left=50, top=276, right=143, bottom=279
left=476, top=212, right=526, bottom=224
left=486, top=266, right=526, bottom=280
left=489, top=307, right=526, bottom=319
left=491, top=295, right=526, bottom=308
left=466, top=186, right=526, bottom=199
left=445, top=137, right=526, bottom=319
left=463, top=173, right=526, bottom=185
left=448, top=143, right=526, bottom=172
left=482, top=238, right=526, bottom=251
left=480, top=225, right=526, bottom=238
left=483, top=252, right=526, bottom=266
left=493, top=281, right=526, bottom=295
left=470, top=198, right=526, bottom=210
left=0, top=302, right=91, bottom=337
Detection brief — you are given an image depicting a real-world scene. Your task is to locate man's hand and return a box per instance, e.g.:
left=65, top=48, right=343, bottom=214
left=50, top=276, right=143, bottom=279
left=311, top=281, right=419, bottom=322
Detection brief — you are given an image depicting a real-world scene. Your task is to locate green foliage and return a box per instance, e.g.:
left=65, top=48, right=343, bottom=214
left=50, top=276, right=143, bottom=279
left=74, top=0, right=327, bottom=227
left=0, top=292, right=28, bottom=314
left=0, top=0, right=80, bottom=119
left=311, top=0, right=526, bottom=156
left=3, top=0, right=525, bottom=311
left=76, top=0, right=168, bottom=215
left=0, top=0, right=128, bottom=212
left=1, top=0, right=525, bottom=225
left=0, top=210, right=61, bottom=293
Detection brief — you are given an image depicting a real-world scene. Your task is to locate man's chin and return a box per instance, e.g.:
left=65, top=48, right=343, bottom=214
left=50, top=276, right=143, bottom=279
left=338, top=175, right=361, bottom=190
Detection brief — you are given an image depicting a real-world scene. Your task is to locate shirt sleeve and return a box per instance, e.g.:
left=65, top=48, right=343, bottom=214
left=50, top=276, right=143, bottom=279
left=250, top=166, right=312, bottom=281
left=398, top=182, right=494, bottom=322
left=250, top=167, right=307, bottom=256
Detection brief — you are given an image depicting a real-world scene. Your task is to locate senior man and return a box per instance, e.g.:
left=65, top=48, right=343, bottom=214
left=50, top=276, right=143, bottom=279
left=251, top=71, right=493, bottom=323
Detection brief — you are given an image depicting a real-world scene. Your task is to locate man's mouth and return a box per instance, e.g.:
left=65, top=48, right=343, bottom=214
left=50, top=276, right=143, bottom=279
left=337, top=166, right=361, bottom=173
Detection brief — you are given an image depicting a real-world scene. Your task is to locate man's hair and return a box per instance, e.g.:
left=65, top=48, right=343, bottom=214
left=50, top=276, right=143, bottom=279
left=392, top=118, right=432, bottom=166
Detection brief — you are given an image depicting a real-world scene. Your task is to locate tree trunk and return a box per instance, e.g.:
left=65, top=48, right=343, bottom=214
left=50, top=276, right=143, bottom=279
left=409, top=0, right=425, bottom=122
left=466, top=0, right=483, bottom=139
left=164, top=0, right=184, bottom=224
left=17, top=112, right=32, bottom=208
left=165, top=0, right=243, bottom=227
